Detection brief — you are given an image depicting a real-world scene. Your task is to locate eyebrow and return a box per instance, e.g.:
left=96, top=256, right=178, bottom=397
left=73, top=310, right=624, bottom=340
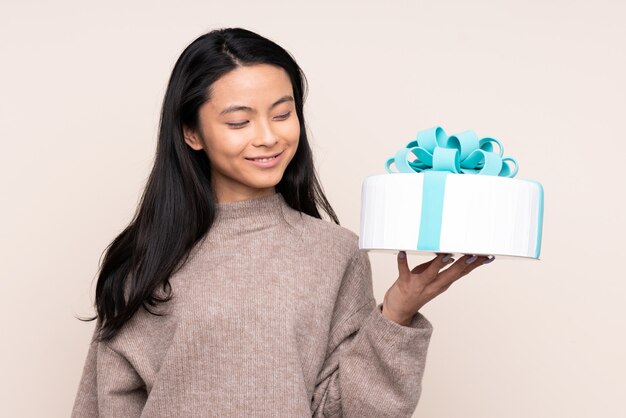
left=219, top=95, right=294, bottom=116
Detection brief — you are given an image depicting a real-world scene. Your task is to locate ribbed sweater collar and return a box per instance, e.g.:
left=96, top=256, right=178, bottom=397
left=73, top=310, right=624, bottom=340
left=211, top=192, right=289, bottom=234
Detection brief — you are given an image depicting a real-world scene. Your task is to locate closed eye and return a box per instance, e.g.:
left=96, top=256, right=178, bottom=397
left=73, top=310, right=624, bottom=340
left=275, top=111, right=291, bottom=120
left=226, top=111, right=292, bottom=128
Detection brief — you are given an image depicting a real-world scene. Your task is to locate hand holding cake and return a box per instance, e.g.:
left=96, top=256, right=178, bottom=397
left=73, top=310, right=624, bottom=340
left=381, top=251, right=495, bottom=325
left=363, top=125, right=544, bottom=325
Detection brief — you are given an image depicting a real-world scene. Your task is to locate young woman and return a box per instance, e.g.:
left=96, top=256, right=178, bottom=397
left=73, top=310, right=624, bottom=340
left=71, top=27, right=494, bottom=418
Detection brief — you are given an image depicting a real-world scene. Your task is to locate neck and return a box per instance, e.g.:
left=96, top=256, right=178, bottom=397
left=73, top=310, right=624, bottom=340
left=210, top=192, right=287, bottom=234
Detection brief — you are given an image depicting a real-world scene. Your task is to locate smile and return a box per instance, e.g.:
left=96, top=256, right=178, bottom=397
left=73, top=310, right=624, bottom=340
left=250, top=156, right=277, bottom=162
left=245, top=151, right=284, bottom=168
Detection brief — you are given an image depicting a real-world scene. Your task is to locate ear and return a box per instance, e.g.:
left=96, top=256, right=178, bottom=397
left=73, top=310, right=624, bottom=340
left=182, top=125, right=204, bottom=151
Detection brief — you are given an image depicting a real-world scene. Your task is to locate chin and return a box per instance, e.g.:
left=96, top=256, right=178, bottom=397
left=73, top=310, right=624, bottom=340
left=243, top=173, right=282, bottom=188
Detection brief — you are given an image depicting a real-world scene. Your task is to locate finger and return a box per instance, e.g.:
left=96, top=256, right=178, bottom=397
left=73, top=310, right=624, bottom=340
left=410, top=255, right=438, bottom=275
left=419, top=252, right=456, bottom=280
left=455, top=255, right=495, bottom=280
left=397, top=251, right=411, bottom=278
left=431, top=254, right=489, bottom=289
left=425, top=254, right=496, bottom=298
left=459, top=254, right=492, bottom=275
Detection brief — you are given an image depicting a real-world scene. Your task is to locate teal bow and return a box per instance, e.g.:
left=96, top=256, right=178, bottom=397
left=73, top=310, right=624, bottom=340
left=385, top=126, right=519, bottom=177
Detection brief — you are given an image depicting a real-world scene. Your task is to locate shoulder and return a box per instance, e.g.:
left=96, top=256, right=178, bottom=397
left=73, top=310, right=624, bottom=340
left=283, top=206, right=361, bottom=265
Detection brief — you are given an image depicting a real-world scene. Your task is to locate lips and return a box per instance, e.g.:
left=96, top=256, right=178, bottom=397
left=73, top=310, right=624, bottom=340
left=245, top=151, right=283, bottom=160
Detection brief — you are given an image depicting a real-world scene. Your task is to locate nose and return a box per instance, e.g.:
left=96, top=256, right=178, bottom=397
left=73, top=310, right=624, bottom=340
left=252, top=119, right=279, bottom=147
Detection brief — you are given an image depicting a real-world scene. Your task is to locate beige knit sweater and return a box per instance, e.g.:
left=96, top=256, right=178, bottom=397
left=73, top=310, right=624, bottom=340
left=71, top=192, right=433, bottom=417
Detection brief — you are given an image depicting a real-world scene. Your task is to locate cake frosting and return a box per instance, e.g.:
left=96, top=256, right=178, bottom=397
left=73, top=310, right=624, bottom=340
left=359, top=126, right=544, bottom=259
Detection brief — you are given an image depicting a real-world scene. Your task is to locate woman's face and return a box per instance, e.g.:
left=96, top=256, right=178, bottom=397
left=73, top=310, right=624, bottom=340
left=183, top=63, right=300, bottom=203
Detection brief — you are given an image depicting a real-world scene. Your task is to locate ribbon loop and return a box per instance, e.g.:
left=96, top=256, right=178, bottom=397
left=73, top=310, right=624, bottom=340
left=385, top=126, right=518, bottom=178
left=432, top=147, right=460, bottom=173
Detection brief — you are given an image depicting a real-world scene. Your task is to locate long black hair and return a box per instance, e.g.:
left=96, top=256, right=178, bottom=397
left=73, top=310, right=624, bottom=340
left=77, top=27, right=339, bottom=342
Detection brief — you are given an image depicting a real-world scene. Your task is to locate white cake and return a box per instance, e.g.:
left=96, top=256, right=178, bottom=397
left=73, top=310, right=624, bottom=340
left=358, top=127, right=544, bottom=259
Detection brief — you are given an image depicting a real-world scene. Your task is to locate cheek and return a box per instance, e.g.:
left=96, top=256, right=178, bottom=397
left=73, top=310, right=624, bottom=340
left=282, top=116, right=301, bottom=144
left=208, top=129, right=248, bottom=156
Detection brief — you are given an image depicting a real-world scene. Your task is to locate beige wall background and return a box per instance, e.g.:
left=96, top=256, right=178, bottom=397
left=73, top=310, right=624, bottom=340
left=1, top=0, right=624, bottom=417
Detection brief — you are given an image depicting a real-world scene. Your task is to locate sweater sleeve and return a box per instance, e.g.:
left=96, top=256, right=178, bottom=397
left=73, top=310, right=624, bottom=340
left=310, top=248, right=434, bottom=418
left=71, top=319, right=147, bottom=418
